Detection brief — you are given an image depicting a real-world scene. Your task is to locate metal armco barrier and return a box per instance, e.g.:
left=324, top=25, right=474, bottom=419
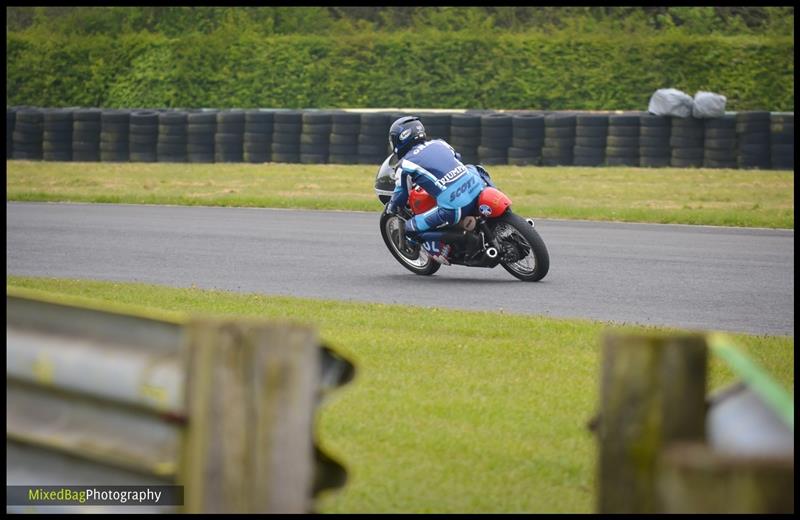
left=593, top=332, right=793, bottom=514
left=6, top=288, right=354, bottom=513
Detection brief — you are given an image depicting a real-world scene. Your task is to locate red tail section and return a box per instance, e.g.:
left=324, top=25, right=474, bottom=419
left=478, top=187, right=512, bottom=217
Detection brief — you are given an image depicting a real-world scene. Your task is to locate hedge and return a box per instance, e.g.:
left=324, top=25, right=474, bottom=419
left=6, top=31, right=794, bottom=111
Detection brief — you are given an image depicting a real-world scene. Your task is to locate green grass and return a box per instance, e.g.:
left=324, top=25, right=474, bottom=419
left=6, top=275, right=794, bottom=513
left=6, top=161, right=794, bottom=228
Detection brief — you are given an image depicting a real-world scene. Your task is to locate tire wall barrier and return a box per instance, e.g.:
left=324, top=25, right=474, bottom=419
left=6, top=107, right=794, bottom=169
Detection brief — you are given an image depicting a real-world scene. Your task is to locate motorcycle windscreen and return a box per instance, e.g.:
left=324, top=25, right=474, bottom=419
left=375, top=154, right=399, bottom=195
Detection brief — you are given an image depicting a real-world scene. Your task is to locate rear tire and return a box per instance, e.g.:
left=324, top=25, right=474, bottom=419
left=380, top=209, right=441, bottom=276
left=491, top=211, right=549, bottom=281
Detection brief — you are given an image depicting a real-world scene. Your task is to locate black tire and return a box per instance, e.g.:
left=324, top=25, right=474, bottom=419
left=607, top=126, right=639, bottom=137
left=273, top=128, right=302, bottom=142
left=270, top=151, right=299, bottom=163
left=130, top=152, right=158, bottom=162
left=329, top=144, right=358, bottom=155
left=638, top=136, right=669, bottom=148
left=640, top=126, right=670, bottom=138
left=545, top=127, right=575, bottom=139
left=703, top=159, right=738, bottom=169
left=74, top=121, right=101, bottom=133
left=332, top=123, right=360, bottom=135
left=481, top=136, right=512, bottom=148
left=450, top=125, right=482, bottom=138
left=606, top=156, right=639, bottom=166
left=609, top=114, right=641, bottom=125
left=511, top=137, right=544, bottom=149
left=640, top=114, right=670, bottom=127
left=300, top=133, right=330, bottom=145
left=576, top=114, right=608, bottom=127
left=575, top=126, right=607, bottom=138
left=243, top=152, right=269, bottom=163
left=639, top=156, right=671, bottom=168
left=489, top=211, right=549, bottom=282
left=187, top=153, right=215, bottom=163
left=299, top=153, right=328, bottom=163
left=606, top=136, right=638, bottom=148
left=670, top=136, right=704, bottom=148
left=573, top=154, right=605, bottom=166
left=704, top=149, right=737, bottom=161
left=379, top=209, right=441, bottom=276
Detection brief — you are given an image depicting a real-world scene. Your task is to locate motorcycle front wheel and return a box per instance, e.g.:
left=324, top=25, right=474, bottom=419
left=379, top=210, right=441, bottom=276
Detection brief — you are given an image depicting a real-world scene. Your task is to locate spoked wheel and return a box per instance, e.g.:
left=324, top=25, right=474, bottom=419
left=490, top=212, right=549, bottom=281
left=379, top=210, right=441, bottom=276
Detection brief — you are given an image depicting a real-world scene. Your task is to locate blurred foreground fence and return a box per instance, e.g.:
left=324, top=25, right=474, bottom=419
left=6, top=288, right=354, bottom=513
left=593, top=332, right=793, bottom=514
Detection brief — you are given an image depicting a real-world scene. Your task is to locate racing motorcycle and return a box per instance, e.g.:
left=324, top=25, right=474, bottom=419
left=375, top=155, right=549, bottom=281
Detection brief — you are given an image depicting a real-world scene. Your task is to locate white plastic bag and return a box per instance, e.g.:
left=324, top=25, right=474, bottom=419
left=647, top=88, right=694, bottom=118
left=692, top=91, right=727, bottom=118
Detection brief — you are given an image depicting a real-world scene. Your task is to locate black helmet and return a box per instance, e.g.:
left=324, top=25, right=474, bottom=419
left=389, top=116, right=426, bottom=158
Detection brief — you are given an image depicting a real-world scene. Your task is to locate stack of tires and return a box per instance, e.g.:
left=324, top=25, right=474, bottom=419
left=638, top=114, right=671, bottom=167
left=42, top=109, right=73, bottom=162
left=328, top=112, right=360, bottom=164
left=478, top=113, right=512, bottom=165
left=357, top=112, right=391, bottom=164
left=508, top=113, right=544, bottom=166
left=7, top=108, right=15, bottom=158
left=215, top=110, right=246, bottom=163
left=542, top=113, right=576, bottom=166
left=448, top=114, right=481, bottom=164
left=702, top=115, right=737, bottom=169
left=128, top=110, right=159, bottom=162
left=100, top=110, right=130, bottom=162
left=605, top=113, right=640, bottom=166
left=419, top=112, right=451, bottom=142
left=186, top=111, right=216, bottom=163
left=300, top=111, right=332, bottom=164
left=669, top=117, right=704, bottom=168
left=243, top=110, right=273, bottom=163
left=271, top=110, right=302, bottom=163
left=12, top=108, right=43, bottom=160
left=769, top=113, right=794, bottom=170
left=736, top=112, right=771, bottom=170
left=157, top=111, right=188, bottom=162
left=573, top=114, right=608, bottom=167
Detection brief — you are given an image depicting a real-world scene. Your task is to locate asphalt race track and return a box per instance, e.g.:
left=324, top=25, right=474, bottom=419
left=7, top=202, right=794, bottom=336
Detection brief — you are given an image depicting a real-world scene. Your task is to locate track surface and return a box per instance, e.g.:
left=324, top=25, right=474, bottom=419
left=7, top=202, right=794, bottom=336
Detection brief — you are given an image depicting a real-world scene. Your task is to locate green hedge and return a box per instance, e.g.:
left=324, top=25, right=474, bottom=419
left=6, top=31, right=794, bottom=111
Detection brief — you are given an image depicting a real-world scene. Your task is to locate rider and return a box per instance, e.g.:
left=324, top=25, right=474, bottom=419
left=385, top=116, right=493, bottom=265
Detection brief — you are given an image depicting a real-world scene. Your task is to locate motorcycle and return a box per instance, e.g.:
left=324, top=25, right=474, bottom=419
left=374, top=155, right=549, bottom=281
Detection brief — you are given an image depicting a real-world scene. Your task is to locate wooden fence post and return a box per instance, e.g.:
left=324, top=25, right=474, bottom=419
left=597, top=333, right=707, bottom=513
left=658, top=442, right=794, bottom=513
left=180, top=319, right=322, bottom=513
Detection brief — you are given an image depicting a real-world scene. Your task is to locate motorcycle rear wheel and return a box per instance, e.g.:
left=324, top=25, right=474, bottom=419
left=380, top=210, right=441, bottom=276
left=491, top=212, right=550, bottom=281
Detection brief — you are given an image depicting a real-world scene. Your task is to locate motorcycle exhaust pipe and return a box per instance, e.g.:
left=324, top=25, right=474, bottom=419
left=485, top=247, right=498, bottom=259
left=526, top=218, right=535, bottom=228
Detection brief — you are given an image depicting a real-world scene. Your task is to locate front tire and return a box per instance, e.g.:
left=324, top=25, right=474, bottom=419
left=379, top=210, right=441, bottom=276
left=490, top=211, right=549, bottom=281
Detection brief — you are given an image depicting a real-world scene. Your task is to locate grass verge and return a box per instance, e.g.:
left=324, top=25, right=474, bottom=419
left=6, top=161, right=794, bottom=228
left=6, top=275, right=794, bottom=513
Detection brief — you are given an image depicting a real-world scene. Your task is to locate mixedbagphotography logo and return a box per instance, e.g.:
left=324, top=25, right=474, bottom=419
left=7, top=486, right=184, bottom=506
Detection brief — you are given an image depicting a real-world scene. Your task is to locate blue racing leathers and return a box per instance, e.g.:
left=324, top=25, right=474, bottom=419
left=388, top=140, right=485, bottom=243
